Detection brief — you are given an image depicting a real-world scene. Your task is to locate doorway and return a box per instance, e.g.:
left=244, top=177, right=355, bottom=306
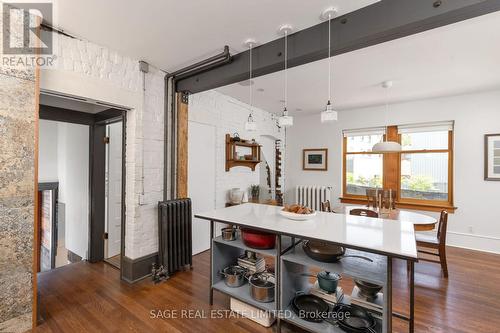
left=104, top=121, right=123, bottom=268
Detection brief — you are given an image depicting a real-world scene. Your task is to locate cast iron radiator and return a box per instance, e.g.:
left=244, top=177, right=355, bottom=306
left=154, top=198, right=192, bottom=281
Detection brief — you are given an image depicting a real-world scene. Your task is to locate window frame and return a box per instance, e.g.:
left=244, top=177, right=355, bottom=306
left=342, top=126, right=455, bottom=212
left=342, top=134, right=386, bottom=200
left=397, top=129, right=454, bottom=208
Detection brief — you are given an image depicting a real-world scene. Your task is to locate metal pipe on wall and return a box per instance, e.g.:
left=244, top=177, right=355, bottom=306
left=163, top=46, right=231, bottom=201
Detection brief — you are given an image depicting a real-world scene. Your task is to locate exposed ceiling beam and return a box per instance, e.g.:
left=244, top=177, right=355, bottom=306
left=176, top=0, right=500, bottom=94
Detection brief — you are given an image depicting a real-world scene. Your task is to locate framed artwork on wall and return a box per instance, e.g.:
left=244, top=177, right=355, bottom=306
left=485, top=134, right=500, bottom=181
left=303, top=148, right=328, bottom=171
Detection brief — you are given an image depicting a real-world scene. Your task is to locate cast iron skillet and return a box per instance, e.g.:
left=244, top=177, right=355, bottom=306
left=302, top=240, right=373, bottom=263
left=291, top=294, right=330, bottom=323
left=333, top=304, right=377, bottom=333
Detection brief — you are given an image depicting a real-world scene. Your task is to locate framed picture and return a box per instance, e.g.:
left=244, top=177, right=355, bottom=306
left=303, top=148, right=328, bottom=171
left=485, top=134, right=500, bottom=181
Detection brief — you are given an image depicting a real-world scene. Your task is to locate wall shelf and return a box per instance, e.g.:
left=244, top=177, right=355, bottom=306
left=225, top=134, right=261, bottom=171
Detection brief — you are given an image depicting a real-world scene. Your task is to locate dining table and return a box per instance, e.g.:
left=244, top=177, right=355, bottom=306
left=332, top=204, right=438, bottom=231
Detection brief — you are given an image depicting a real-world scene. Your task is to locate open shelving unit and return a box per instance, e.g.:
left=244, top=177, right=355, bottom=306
left=280, top=243, right=385, bottom=333
left=225, top=134, right=261, bottom=171
left=211, top=236, right=386, bottom=333
left=211, top=234, right=295, bottom=312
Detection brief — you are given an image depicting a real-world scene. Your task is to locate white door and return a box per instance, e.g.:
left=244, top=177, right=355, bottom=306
left=105, top=122, right=122, bottom=258
left=188, top=121, right=216, bottom=255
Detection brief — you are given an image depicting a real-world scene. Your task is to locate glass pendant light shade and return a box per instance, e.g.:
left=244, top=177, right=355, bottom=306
left=278, top=108, right=293, bottom=127
left=321, top=101, right=338, bottom=123
left=245, top=113, right=257, bottom=131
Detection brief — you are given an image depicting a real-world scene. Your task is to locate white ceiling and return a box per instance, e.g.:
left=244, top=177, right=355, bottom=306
left=217, top=11, right=500, bottom=114
left=49, top=0, right=378, bottom=72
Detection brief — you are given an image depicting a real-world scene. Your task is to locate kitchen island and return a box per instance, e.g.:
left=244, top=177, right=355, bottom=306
left=195, top=203, right=417, bottom=333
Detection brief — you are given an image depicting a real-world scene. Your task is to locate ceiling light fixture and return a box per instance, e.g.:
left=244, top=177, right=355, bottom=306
left=244, top=39, right=258, bottom=132
left=372, top=80, right=402, bottom=153
left=320, top=7, right=338, bottom=123
left=278, top=24, right=293, bottom=127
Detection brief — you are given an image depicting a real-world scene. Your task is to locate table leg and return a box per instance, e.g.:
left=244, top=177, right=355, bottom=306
left=276, top=235, right=282, bottom=333
left=409, top=260, right=415, bottom=333
left=209, top=220, right=214, bottom=306
left=386, top=257, right=392, bottom=333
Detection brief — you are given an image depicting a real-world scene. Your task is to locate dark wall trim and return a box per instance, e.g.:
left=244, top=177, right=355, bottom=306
left=40, top=104, right=95, bottom=125
left=122, top=253, right=158, bottom=284
left=39, top=104, right=127, bottom=268
left=88, top=123, right=106, bottom=263
left=176, top=0, right=500, bottom=93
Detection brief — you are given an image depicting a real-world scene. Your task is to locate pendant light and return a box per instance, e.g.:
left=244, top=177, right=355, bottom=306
left=320, top=7, right=338, bottom=123
left=278, top=24, right=293, bottom=127
left=372, top=80, right=402, bottom=153
left=244, top=39, right=258, bottom=132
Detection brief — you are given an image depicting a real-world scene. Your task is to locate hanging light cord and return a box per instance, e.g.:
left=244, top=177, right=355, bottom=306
left=328, top=13, right=332, bottom=104
left=284, top=30, right=288, bottom=115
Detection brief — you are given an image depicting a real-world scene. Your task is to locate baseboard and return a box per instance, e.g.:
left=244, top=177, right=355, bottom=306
left=121, top=252, right=158, bottom=284
left=447, top=231, right=500, bottom=255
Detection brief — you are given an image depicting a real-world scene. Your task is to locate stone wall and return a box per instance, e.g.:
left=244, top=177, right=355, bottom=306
left=0, top=9, right=36, bottom=333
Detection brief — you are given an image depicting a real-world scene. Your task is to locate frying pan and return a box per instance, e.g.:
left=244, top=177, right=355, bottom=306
left=334, top=304, right=377, bottom=333
left=291, top=293, right=330, bottom=323
left=302, top=240, right=373, bottom=263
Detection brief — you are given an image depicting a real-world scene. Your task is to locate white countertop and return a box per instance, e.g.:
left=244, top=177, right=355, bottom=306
left=195, top=203, right=417, bottom=260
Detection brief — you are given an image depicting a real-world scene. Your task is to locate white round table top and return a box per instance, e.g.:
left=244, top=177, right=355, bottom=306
left=333, top=204, right=437, bottom=228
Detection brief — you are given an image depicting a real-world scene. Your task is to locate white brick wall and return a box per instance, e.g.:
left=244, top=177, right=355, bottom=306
left=49, top=33, right=165, bottom=259
left=189, top=90, right=284, bottom=209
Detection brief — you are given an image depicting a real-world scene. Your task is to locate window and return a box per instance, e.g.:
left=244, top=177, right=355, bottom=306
left=342, top=122, right=454, bottom=211
left=398, top=123, right=453, bottom=204
left=343, top=129, right=385, bottom=197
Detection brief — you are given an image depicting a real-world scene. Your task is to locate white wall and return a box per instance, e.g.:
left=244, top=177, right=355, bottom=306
left=39, top=120, right=90, bottom=259
left=57, top=122, right=90, bottom=259
left=38, top=120, right=59, bottom=182
left=286, top=89, right=500, bottom=254
left=40, top=31, right=165, bottom=259
left=189, top=90, right=284, bottom=209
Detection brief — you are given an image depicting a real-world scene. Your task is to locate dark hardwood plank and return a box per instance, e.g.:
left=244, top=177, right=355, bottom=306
left=33, top=246, right=500, bottom=333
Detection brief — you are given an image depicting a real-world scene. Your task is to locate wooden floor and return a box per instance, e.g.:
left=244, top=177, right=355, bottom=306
left=34, top=246, right=500, bottom=333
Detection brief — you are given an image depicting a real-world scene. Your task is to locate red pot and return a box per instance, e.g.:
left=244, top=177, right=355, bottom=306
left=241, top=228, right=276, bottom=249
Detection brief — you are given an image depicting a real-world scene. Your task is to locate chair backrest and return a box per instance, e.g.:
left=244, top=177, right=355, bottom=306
left=350, top=208, right=379, bottom=218
left=366, top=188, right=396, bottom=209
left=321, top=200, right=332, bottom=212
left=437, top=210, right=449, bottom=246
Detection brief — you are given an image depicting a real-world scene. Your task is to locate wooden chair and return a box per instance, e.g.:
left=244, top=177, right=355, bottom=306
left=321, top=200, right=332, bottom=212
left=350, top=208, right=379, bottom=218
left=415, top=210, right=449, bottom=278
left=366, top=188, right=396, bottom=209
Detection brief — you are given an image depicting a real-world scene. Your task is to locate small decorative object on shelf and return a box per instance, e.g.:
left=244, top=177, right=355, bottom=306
left=226, top=134, right=261, bottom=171
left=251, top=185, right=260, bottom=200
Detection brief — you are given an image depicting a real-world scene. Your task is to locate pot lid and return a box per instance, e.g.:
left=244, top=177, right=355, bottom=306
left=250, top=272, right=275, bottom=287
left=318, top=271, right=341, bottom=281
left=305, top=240, right=344, bottom=256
